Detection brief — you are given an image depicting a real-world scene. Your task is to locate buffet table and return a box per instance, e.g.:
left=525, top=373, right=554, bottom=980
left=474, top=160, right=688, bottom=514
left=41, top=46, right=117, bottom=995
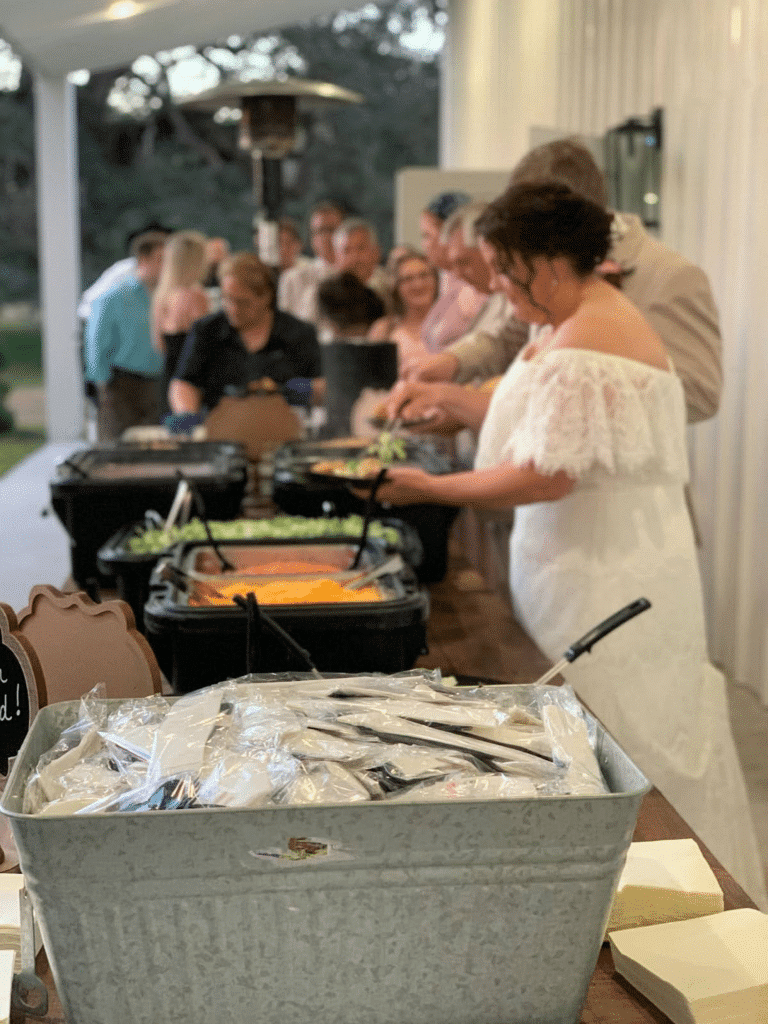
left=17, top=548, right=756, bottom=1024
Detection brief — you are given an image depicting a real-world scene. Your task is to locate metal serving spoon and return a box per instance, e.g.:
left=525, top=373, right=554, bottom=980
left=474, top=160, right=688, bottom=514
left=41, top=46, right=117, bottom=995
left=532, top=598, right=651, bottom=687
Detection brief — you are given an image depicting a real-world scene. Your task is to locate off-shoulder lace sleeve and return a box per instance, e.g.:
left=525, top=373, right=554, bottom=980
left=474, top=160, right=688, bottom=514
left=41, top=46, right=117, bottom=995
left=475, top=349, right=689, bottom=480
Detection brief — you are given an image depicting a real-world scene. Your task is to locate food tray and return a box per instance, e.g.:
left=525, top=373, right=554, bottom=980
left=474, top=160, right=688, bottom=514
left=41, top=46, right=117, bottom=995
left=0, top=681, right=650, bottom=1024
left=96, top=515, right=423, bottom=634
left=143, top=539, right=429, bottom=691
left=272, top=439, right=459, bottom=583
left=50, top=440, right=248, bottom=588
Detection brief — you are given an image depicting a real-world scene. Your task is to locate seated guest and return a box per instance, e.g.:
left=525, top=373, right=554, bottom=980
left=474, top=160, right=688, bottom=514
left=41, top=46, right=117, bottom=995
left=316, top=272, right=396, bottom=437
left=368, top=248, right=438, bottom=371
left=417, top=191, right=487, bottom=354
left=332, top=218, right=389, bottom=303
left=169, top=252, right=321, bottom=416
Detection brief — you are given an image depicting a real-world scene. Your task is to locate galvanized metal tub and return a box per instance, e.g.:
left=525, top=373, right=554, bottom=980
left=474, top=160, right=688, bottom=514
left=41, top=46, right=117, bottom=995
left=1, top=685, right=649, bottom=1024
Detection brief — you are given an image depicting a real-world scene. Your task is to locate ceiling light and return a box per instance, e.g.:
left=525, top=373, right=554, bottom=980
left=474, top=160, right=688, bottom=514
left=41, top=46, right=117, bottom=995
left=106, top=1, right=141, bottom=20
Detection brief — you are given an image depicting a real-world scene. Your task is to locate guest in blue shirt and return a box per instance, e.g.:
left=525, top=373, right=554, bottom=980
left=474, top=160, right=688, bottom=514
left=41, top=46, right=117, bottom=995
left=84, top=230, right=166, bottom=440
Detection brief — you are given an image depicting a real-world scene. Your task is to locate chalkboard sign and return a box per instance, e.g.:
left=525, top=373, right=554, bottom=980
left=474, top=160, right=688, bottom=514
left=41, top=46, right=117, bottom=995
left=0, top=605, right=43, bottom=777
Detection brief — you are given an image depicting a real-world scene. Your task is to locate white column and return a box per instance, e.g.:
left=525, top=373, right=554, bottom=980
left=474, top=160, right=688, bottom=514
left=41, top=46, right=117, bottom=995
left=33, top=74, right=83, bottom=441
left=441, top=0, right=560, bottom=169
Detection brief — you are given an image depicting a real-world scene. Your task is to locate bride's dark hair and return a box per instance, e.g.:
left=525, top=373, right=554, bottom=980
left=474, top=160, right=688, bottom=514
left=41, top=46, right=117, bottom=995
left=475, top=181, right=613, bottom=288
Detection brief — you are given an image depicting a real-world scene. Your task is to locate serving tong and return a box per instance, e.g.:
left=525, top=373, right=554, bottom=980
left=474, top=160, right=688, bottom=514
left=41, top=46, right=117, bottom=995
left=531, top=598, right=652, bottom=687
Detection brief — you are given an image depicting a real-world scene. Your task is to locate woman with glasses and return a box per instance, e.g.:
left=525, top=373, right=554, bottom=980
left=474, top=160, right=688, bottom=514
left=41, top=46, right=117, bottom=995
left=368, top=248, right=439, bottom=371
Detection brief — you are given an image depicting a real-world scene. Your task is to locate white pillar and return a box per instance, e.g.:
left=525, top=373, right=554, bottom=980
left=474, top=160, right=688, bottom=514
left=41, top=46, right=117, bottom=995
left=33, top=74, right=83, bottom=441
left=441, top=0, right=561, bottom=169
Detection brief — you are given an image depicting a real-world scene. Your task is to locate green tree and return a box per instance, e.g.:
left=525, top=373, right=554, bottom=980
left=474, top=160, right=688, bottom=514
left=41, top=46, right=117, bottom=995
left=0, top=67, right=37, bottom=300
left=0, top=0, right=444, bottom=299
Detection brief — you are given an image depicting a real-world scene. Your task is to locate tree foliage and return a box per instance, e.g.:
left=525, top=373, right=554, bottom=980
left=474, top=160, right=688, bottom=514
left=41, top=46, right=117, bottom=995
left=0, top=1, right=444, bottom=300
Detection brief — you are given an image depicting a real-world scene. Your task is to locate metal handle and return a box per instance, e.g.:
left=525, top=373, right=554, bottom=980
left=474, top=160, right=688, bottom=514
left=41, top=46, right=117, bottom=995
left=344, top=553, right=405, bottom=590
left=563, top=598, right=651, bottom=663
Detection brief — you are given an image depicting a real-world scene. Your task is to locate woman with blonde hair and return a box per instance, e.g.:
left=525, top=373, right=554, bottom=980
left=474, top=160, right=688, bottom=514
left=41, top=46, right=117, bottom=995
left=152, top=230, right=210, bottom=412
left=368, top=247, right=439, bottom=371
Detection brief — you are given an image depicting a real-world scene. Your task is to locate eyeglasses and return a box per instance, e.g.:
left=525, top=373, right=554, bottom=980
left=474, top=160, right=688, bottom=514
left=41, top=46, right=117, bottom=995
left=397, top=271, right=434, bottom=286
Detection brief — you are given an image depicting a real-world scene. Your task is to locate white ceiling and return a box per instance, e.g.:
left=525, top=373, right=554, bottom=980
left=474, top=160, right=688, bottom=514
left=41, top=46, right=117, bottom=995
left=0, top=0, right=366, bottom=77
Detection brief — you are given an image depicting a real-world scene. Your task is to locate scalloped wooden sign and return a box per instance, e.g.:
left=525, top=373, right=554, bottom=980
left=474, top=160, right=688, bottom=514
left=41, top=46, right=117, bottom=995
left=15, top=586, right=161, bottom=707
left=0, top=604, right=45, bottom=778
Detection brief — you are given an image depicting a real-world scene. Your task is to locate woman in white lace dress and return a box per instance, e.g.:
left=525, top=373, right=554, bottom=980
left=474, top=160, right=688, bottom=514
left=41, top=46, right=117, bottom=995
left=378, top=182, right=766, bottom=906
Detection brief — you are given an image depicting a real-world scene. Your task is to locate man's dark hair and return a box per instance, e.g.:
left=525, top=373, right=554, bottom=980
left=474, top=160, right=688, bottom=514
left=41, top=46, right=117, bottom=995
left=509, top=138, right=608, bottom=207
left=130, top=230, right=169, bottom=261
left=317, top=272, right=385, bottom=332
left=125, top=220, right=172, bottom=251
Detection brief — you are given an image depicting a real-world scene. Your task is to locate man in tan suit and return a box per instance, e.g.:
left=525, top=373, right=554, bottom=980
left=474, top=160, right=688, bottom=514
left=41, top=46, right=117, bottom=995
left=402, top=138, right=722, bottom=425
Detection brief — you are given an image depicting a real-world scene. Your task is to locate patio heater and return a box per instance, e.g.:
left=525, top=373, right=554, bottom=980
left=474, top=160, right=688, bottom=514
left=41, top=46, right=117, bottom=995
left=180, top=79, right=364, bottom=264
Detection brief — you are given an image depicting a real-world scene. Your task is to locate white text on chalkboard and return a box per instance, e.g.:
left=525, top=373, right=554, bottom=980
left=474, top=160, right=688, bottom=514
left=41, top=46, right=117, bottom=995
left=0, top=670, right=21, bottom=718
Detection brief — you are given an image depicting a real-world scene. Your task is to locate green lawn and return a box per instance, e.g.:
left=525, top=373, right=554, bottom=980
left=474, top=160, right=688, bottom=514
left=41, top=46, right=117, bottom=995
left=0, top=430, right=47, bottom=476
left=2, top=362, right=43, bottom=388
left=0, top=325, right=42, bottom=367
left=0, top=326, right=46, bottom=474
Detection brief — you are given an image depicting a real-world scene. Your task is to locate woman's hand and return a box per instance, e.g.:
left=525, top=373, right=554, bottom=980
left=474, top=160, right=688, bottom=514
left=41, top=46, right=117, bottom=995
left=384, top=379, right=491, bottom=434
left=384, top=380, right=449, bottom=430
left=354, top=466, right=436, bottom=506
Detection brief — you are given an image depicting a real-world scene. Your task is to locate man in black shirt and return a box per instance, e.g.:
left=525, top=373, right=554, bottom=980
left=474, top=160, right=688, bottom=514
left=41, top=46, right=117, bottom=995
left=169, top=252, right=321, bottom=415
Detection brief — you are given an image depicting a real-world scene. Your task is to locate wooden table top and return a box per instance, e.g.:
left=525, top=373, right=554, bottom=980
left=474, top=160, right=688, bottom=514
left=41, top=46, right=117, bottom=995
left=18, top=549, right=755, bottom=1024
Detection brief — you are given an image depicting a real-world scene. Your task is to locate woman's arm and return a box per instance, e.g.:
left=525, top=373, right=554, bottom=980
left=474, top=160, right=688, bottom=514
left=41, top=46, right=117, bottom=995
left=367, top=315, right=396, bottom=341
left=168, top=378, right=203, bottom=414
left=185, top=286, right=210, bottom=324
left=385, top=379, right=492, bottom=433
left=375, top=462, right=574, bottom=511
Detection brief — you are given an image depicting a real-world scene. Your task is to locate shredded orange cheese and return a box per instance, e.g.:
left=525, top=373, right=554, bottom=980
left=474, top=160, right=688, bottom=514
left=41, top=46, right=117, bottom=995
left=190, top=578, right=382, bottom=606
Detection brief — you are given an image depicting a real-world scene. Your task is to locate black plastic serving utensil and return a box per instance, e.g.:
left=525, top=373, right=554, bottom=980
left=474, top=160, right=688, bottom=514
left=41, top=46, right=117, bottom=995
left=350, top=465, right=389, bottom=569
left=176, top=470, right=235, bottom=572
left=233, top=592, right=323, bottom=678
left=532, top=597, right=652, bottom=687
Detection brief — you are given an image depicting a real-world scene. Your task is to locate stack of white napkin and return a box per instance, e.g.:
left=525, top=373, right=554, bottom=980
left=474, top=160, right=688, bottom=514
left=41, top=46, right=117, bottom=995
left=610, top=909, right=768, bottom=1023
left=0, top=949, right=14, bottom=1024
left=0, top=874, right=41, bottom=972
left=607, top=840, right=767, bottom=1023
left=606, top=838, right=724, bottom=932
